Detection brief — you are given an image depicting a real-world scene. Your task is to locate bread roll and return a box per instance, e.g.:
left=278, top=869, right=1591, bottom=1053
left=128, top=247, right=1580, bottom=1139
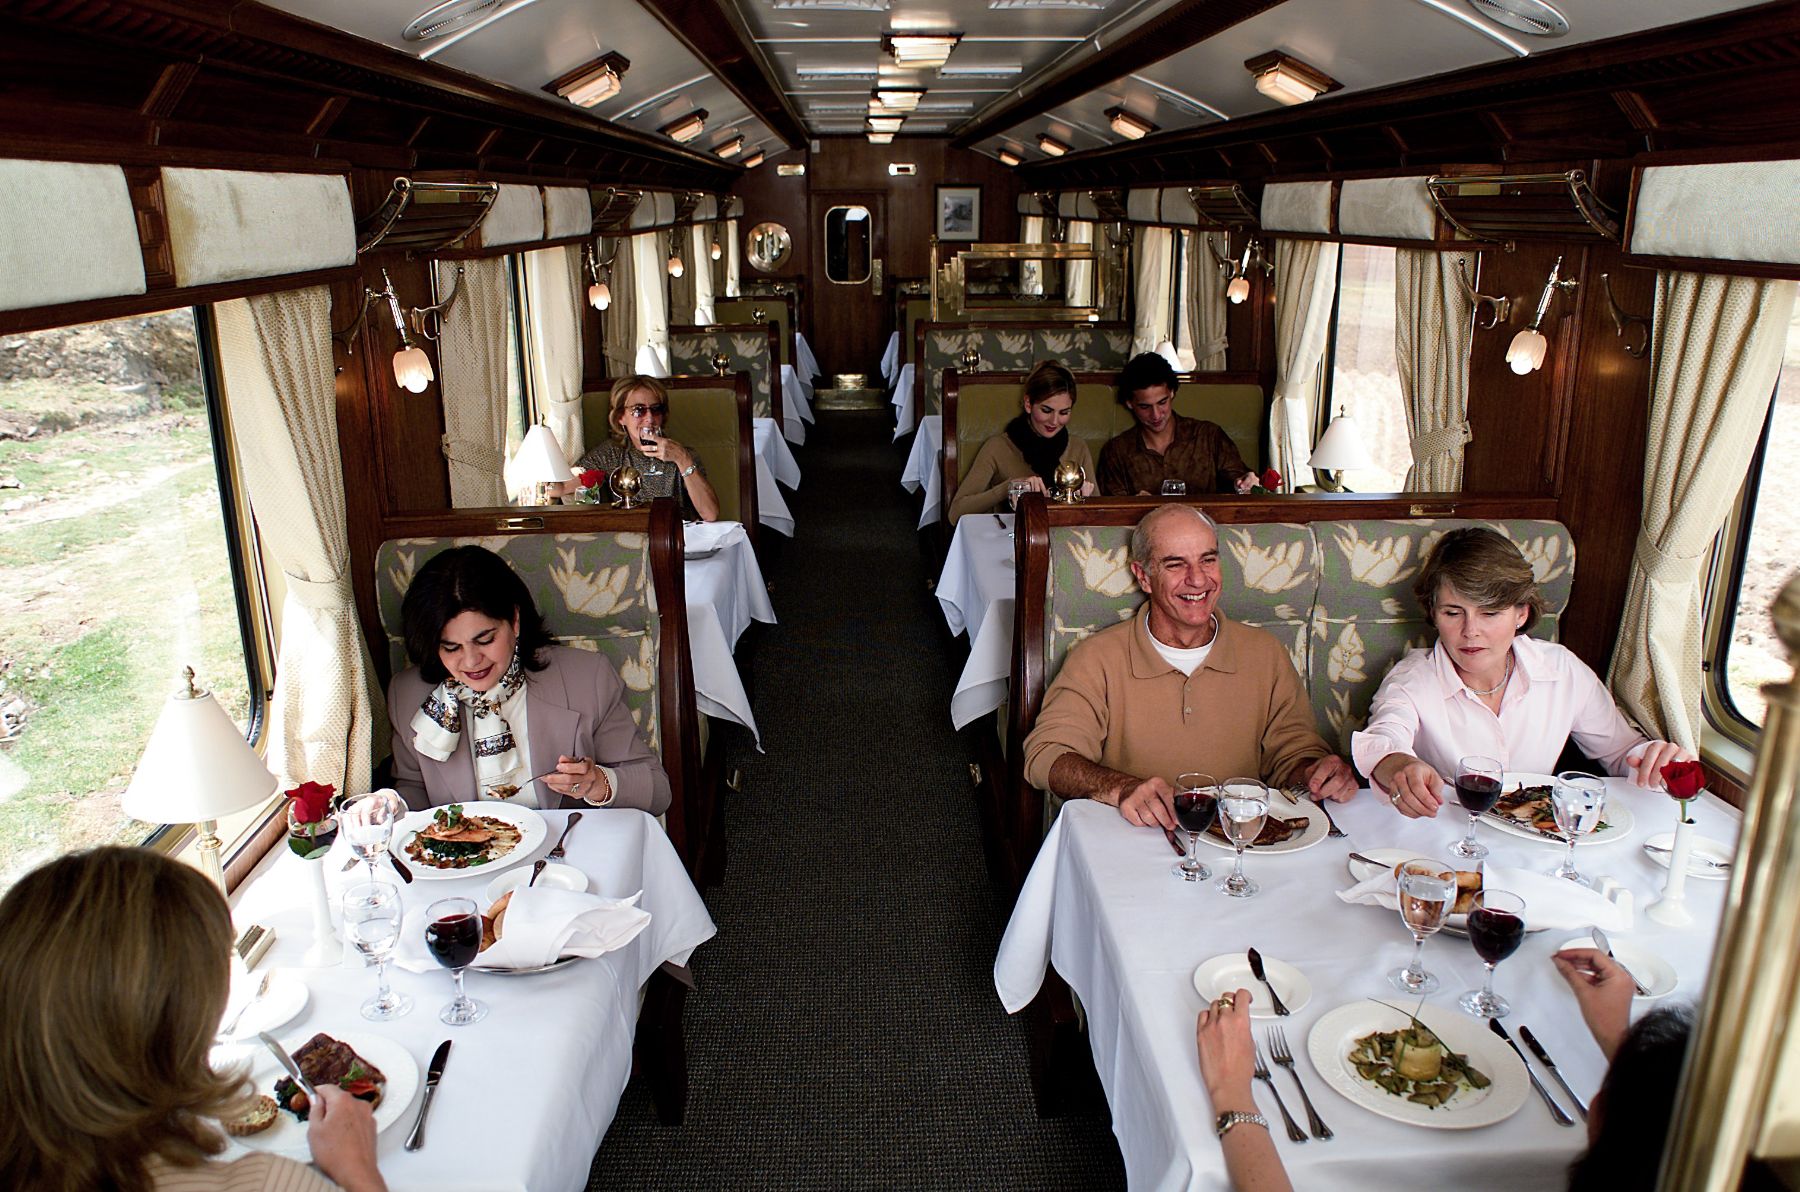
left=225, top=1094, right=279, bottom=1137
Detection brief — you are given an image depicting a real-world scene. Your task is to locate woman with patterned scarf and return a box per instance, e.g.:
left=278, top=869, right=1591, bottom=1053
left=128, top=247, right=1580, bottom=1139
left=386, top=546, right=671, bottom=814
left=946, top=359, right=1098, bottom=526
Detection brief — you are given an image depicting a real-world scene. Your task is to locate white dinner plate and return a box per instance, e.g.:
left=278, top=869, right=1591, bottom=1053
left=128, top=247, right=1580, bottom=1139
left=1306, top=1000, right=1529, bottom=1129
left=1642, top=831, right=1733, bottom=881
left=484, top=861, right=589, bottom=903
left=221, top=1032, right=421, bottom=1160
left=392, top=803, right=548, bottom=881
left=1476, top=773, right=1635, bottom=847
left=1192, top=954, right=1313, bottom=1018
left=218, top=970, right=309, bottom=1042
left=1556, top=937, right=1678, bottom=999
left=1346, top=847, right=1430, bottom=884
left=1195, top=789, right=1329, bottom=855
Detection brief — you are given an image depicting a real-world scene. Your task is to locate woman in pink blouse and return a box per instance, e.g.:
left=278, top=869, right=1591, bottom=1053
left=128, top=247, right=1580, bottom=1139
left=1350, top=528, right=1691, bottom=818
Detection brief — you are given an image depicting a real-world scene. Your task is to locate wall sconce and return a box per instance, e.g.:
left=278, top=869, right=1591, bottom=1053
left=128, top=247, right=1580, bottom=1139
left=883, top=32, right=962, bottom=68
left=1244, top=51, right=1341, bottom=106
left=1600, top=272, right=1651, bottom=359
left=667, top=245, right=685, bottom=278
left=584, top=243, right=613, bottom=311
left=710, top=238, right=723, bottom=261
left=998, top=149, right=1021, bottom=167
left=1105, top=107, right=1157, bottom=140
left=659, top=109, right=707, bottom=143
left=1452, top=258, right=1513, bottom=330
left=1037, top=134, right=1070, bottom=157
left=1505, top=254, right=1578, bottom=375
left=332, top=266, right=459, bottom=393
left=544, top=51, right=629, bottom=108
left=1209, top=236, right=1272, bottom=304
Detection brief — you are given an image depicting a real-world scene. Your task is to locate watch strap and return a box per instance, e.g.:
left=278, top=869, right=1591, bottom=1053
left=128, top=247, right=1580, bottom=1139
left=1215, top=1110, right=1269, bottom=1138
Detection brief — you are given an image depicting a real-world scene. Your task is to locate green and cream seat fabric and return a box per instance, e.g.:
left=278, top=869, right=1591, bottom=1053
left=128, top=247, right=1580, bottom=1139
left=920, top=323, right=1129, bottom=416
left=374, top=532, right=663, bottom=756
left=713, top=298, right=792, bottom=371
left=669, top=329, right=775, bottom=421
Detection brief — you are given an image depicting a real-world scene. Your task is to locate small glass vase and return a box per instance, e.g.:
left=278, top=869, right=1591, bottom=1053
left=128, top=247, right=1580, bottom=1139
left=289, top=809, right=343, bottom=967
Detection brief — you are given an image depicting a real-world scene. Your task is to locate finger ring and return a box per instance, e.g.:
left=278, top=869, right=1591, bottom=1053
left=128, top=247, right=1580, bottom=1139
left=1214, top=994, right=1235, bottom=1010
left=1389, top=790, right=1401, bottom=806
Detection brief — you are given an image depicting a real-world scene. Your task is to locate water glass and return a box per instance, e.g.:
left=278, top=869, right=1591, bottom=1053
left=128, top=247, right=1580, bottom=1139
left=343, top=881, right=412, bottom=1021
left=1007, top=479, right=1032, bottom=509
left=1450, top=754, right=1504, bottom=861
left=1216, top=778, right=1270, bottom=898
left=340, top=790, right=405, bottom=883
left=1160, top=479, right=1187, bottom=497
left=424, top=896, right=487, bottom=1026
left=1389, top=859, right=1455, bottom=994
left=1171, top=772, right=1216, bottom=883
left=1550, top=771, right=1607, bottom=886
left=1460, top=890, right=1527, bottom=1019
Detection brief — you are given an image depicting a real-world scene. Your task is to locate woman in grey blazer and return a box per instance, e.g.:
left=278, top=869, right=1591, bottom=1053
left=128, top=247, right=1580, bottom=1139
left=386, top=545, right=671, bottom=815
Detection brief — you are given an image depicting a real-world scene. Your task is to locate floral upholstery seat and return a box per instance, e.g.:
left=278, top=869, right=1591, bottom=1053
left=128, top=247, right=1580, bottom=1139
left=670, top=326, right=775, bottom=422
left=919, top=323, right=1129, bottom=416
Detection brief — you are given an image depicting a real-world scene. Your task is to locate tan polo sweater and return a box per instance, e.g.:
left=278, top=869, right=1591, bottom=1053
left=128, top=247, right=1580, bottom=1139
left=946, top=432, right=1096, bottom=525
left=1023, top=607, right=1331, bottom=793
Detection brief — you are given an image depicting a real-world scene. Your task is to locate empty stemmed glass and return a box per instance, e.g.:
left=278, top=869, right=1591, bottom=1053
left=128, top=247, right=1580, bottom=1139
left=1171, top=772, right=1217, bottom=883
left=424, top=896, right=487, bottom=1026
left=340, top=789, right=405, bottom=884
left=1550, top=771, right=1607, bottom=886
left=1389, top=858, right=1456, bottom=994
left=343, top=881, right=412, bottom=1021
left=1450, top=754, right=1504, bottom=861
left=1160, top=479, right=1188, bottom=497
left=1460, top=890, right=1527, bottom=1019
left=1216, top=778, right=1270, bottom=898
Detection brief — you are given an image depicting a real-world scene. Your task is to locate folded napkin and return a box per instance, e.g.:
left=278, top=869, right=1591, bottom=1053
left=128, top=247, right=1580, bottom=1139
left=1337, top=865, right=1633, bottom=932
left=684, top=520, right=747, bottom=556
left=474, top=887, right=652, bottom=971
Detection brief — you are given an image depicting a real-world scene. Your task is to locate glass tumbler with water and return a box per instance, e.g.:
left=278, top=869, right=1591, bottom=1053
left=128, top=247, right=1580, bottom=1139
left=340, top=790, right=404, bottom=884
left=1390, top=859, right=1456, bottom=994
left=343, top=880, right=412, bottom=1021
left=1171, top=772, right=1216, bottom=883
left=1216, top=779, right=1270, bottom=898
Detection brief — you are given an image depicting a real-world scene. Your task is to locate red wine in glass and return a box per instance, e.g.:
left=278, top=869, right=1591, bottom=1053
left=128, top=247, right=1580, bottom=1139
left=425, top=912, right=481, bottom=969
left=1455, top=773, right=1504, bottom=815
left=1174, top=791, right=1217, bottom=835
left=1467, top=907, right=1525, bottom=965
left=1451, top=754, right=1503, bottom=861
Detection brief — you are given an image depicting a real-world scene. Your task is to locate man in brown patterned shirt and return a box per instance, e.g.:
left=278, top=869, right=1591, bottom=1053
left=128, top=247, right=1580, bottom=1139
left=1097, top=353, right=1256, bottom=496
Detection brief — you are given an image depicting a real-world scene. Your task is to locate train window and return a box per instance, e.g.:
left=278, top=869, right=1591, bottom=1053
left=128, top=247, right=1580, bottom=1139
left=1323, top=244, right=1411, bottom=491
left=1711, top=303, right=1800, bottom=735
left=824, top=205, right=872, bottom=285
left=0, top=308, right=262, bottom=890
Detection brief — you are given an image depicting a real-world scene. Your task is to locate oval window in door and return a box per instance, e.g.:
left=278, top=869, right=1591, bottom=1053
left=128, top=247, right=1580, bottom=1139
left=824, top=205, right=872, bottom=284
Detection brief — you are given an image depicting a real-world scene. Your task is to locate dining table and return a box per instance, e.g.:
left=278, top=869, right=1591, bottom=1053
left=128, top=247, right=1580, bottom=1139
left=684, top=521, right=775, bottom=745
left=224, top=808, right=715, bottom=1192
left=879, top=330, right=899, bottom=392
left=995, top=781, right=1740, bottom=1191
left=892, top=362, right=918, bottom=440
left=935, top=510, right=1016, bottom=729
left=899, top=413, right=943, bottom=529
left=779, top=366, right=814, bottom=446
left=752, top=415, right=800, bottom=538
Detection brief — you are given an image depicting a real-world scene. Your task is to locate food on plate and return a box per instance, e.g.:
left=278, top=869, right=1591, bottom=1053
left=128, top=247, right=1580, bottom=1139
left=271, top=1033, right=388, bottom=1122
left=1204, top=814, right=1307, bottom=847
left=1349, top=1018, right=1490, bottom=1108
left=404, top=803, right=524, bottom=870
left=480, top=890, right=514, bottom=952
left=224, top=1093, right=280, bottom=1137
left=1490, top=783, right=1610, bottom=838
left=1389, top=862, right=1483, bottom=915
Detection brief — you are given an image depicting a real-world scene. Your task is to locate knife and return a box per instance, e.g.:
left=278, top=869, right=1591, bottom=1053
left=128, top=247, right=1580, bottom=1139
left=1163, top=827, right=1186, bottom=857
left=258, top=1032, right=316, bottom=1101
left=1519, top=1025, right=1589, bottom=1120
left=1246, top=948, right=1290, bottom=1017
left=1590, top=926, right=1652, bottom=997
left=405, top=1039, right=454, bottom=1151
left=1488, top=1018, right=1576, bottom=1126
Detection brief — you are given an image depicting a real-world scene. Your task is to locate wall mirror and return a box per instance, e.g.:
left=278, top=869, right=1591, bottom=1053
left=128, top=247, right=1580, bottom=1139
left=929, top=241, right=1102, bottom=321
left=823, top=205, right=872, bottom=284
left=746, top=222, right=791, bottom=272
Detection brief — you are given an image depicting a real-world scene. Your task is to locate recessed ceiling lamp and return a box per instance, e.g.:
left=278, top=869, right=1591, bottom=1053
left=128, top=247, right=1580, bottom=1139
left=1244, top=52, right=1341, bottom=106
left=742, top=150, right=765, bottom=169
left=872, top=87, right=924, bottom=112
left=402, top=0, right=503, bottom=41
left=998, top=149, right=1021, bottom=166
left=659, top=110, right=708, bottom=143
left=867, top=115, right=905, bottom=134
left=1466, top=0, right=1569, bottom=36
left=883, top=32, right=963, bottom=68
left=715, top=136, right=745, bottom=159
left=544, top=52, right=630, bottom=107
left=1037, top=134, right=1070, bottom=157
left=867, top=132, right=895, bottom=144
left=1105, top=106, right=1157, bottom=140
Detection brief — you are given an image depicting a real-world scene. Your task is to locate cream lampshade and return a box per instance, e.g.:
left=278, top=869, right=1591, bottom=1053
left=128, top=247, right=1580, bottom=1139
left=1506, top=327, right=1549, bottom=374
left=1225, top=275, right=1251, bottom=304
left=512, top=423, right=573, bottom=505
left=1308, top=412, right=1377, bottom=492
left=122, top=668, right=278, bottom=891
left=1154, top=340, right=1185, bottom=373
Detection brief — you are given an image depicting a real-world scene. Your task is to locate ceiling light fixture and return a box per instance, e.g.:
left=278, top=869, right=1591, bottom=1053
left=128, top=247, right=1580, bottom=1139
left=796, top=63, right=880, bottom=78
left=867, top=115, right=905, bottom=133
left=715, top=135, right=745, bottom=158
left=868, top=132, right=895, bottom=144
left=883, top=32, right=962, bottom=68
left=742, top=150, right=765, bottom=169
left=872, top=87, right=924, bottom=111
left=1037, top=134, right=1070, bottom=157
left=545, top=51, right=630, bottom=107
left=659, top=109, right=708, bottom=143
left=1244, top=51, right=1341, bottom=106
left=402, top=0, right=503, bottom=42
left=998, top=149, right=1021, bottom=166
left=1105, top=106, right=1157, bottom=140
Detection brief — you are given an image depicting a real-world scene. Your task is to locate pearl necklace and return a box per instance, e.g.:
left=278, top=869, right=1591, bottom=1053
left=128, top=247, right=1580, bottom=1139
left=1465, top=654, right=1514, bottom=698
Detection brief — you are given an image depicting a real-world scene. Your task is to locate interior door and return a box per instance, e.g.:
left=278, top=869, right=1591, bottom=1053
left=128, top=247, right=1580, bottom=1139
left=808, top=191, right=886, bottom=381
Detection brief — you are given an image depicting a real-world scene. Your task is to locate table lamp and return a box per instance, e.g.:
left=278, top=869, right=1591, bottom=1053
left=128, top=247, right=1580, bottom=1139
left=1307, top=410, right=1377, bottom=493
left=122, top=667, right=279, bottom=892
left=512, top=422, right=573, bottom=506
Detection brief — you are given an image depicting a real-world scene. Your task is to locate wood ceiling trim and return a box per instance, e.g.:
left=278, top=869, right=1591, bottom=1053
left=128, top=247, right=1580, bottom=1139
left=950, top=0, right=1286, bottom=149
left=632, top=0, right=809, bottom=149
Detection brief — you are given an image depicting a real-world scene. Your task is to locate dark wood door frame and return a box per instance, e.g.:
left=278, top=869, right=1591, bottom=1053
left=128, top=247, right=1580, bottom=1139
left=807, top=189, right=888, bottom=381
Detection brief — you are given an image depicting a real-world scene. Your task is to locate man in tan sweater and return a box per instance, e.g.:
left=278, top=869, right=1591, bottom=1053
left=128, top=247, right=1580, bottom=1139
left=1023, top=505, right=1358, bottom=830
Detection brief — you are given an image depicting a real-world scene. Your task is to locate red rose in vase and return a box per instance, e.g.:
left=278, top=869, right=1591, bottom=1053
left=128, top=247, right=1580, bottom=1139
left=1661, top=759, right=1706, bottom=801
left=578, top=469, right=603, bottom=488
left=285, top=781, right=339, bottom=859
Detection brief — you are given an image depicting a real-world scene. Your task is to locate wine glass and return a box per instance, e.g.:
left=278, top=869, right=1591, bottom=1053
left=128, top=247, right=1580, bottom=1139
left=1215, top=778, right=1269, bottom=898
left=1171, top=772, right=1217, bottom=883
left=639, top=425, right=664, bottom=477
left=424, top=896, right=487, bottom=1026
left=1389, top=859, right=1456, bottom=993
left=1460, top=890, right=1526, bottom=1019
left=343, top=881, right=412, bottom=1021
left=1160, top=479, right=1187, bottom=497
left=340, top=790, right=404, bottom=884
left=1007, top=479, right=1032, bottom=510
left=1449, top=754, right=1504, bottom=861
left=1550, top=772, right=1607, bottom=886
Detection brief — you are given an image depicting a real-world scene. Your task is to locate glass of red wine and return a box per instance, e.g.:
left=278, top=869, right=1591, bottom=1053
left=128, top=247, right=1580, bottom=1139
left=1459, top=889, right=1526, bottom=1019
left=424, top=896, right=487, bottom=1026
left=1171, top=772, right=1217, bottom=882
left=1449, top=754, right=1504, bottom=861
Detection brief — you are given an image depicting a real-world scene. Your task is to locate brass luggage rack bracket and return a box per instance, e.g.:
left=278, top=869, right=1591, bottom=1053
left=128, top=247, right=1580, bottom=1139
left=357, top=178, right=500, bottom=256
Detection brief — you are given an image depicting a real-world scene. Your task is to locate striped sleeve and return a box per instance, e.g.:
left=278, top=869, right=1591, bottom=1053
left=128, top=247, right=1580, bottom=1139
left=152, top=1153, right=342, bottom=1192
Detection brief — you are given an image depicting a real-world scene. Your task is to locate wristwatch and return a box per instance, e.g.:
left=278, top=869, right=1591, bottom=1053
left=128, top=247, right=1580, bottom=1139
left=1215, top=1110, right=1269, bottom=1138
left=679, top=463, right=698, bottom=478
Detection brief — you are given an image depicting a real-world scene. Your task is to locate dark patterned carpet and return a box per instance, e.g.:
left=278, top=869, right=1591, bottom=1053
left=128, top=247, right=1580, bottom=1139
left=587, top=410, right=1125, bottom=1189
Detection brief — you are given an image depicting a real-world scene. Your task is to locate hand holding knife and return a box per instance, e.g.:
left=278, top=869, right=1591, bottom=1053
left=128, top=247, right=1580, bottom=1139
left=405, top=1040, right=454, bottom=1151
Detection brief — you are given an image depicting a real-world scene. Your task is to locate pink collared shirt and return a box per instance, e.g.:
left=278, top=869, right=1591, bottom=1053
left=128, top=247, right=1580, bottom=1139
left=1350, top=635, right=1649, bottom=787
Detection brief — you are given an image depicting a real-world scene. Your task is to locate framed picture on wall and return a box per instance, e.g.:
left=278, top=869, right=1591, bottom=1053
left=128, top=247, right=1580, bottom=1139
left=935, top=185, right=982, bottom=242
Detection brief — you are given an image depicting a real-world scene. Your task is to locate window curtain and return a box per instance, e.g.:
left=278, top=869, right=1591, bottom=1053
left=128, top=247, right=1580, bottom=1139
left=692, top=224, right=716, bottom=325
left=600, top=236, right=637, bottom=381
left=725, top=219, right=741, bottom=298
left=1394, top=249, right=1476, bottom=491
left=435, top=257, right=510, bottom=506
left=631, top=231, right=670, bottom=377
left=1065, top=221, right=1095, bottom=307
left=668, top=226, right=697, bottom=326
left=1021, top=215, right=1045, bottom=296
left=1268, top=238, right=1341, bottom=490
left=1186, top=231, right=1230, bottom=371
left=213, top=287, right=384, bottom=791
left=1608, top=272, right=1798, bottom=748
left=522, top=245, right=585, bottom=464
left=1130, top=226, right=1175, bottom=356
left=1097, top=225, right=1129, bottom=321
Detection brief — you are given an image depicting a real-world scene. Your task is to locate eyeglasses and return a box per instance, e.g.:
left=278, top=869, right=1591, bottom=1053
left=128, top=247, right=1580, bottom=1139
left=626, top=403, right=667, bottom=418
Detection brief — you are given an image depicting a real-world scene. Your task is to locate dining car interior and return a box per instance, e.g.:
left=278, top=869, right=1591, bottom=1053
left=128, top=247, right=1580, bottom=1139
left=5, top=0, right=1800, bottom=1187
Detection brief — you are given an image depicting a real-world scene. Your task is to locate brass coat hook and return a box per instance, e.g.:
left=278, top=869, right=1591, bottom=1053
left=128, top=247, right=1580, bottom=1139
left=1601, top=272, right=1651, bottom=359
left=1452, top=258, right=1513, bottom=330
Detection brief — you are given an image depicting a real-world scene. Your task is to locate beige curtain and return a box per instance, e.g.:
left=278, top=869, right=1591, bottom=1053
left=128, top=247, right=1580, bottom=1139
left=601, top=236, right=637, bottom=380
left=214, top=287, right=384, bottom=791
left=1609, top=272, right=1798, bottom=747
left=435, top=257, right=509, bottom=506
left=1394, top=249, right=1476, bottom=491
left=725, top=219, right=741, bottom=298
left=1268, top=238, right=1340, bottom=489
left=1187, top=231, right=1230, bottom=371
left=691, top=224, right=716, bottom=325
left=632, top=232, right=671, bottom=376
left=1065, top=221, right=1095, bottom=307
left=522, top=245, right=584, bottom=464
left=1097, top=225, right=1129, bottom=321
left=1130, top=226, right=1175, bottom=356
left=668, top=226, right=696, bottom=326
left=1020, top=215, right=1045, bottom=297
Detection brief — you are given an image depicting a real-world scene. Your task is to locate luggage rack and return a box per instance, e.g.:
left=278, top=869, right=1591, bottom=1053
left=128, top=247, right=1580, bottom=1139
left=356, top=178, right=499, bottom=255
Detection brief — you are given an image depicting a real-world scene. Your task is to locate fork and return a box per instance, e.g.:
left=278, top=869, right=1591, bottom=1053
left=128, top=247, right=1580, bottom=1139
left=218, top=971, right=271, bottom=1038
left=547, top=811, right=583, bottom=863
left=1252, top=1042, right=1309, bottom=1142
left=1267, top=1027, right=1333, bottom=1140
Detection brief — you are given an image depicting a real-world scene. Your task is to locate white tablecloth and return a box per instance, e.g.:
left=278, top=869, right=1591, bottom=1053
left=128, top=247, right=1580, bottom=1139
left=685, top=526, right=775, bottom=744
left=779, top=365, right=813, bottom=446
left=880, top=331, right=899, bottom=385
left=795, top=331, right=820, bottom=385
left=752, top=417, right=798, bottom=537
left=892, top=362, right=918, bottom=440
left=996, top=786, right=1740, bottom=1192
left=228, top=809, right=716, bottom=1192
left=900, top=414, right=942, bottom=529
left=936, top=512, right=1016, bottom=729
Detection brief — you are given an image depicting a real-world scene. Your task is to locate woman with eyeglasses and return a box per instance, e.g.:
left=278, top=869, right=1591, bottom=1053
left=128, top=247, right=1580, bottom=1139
left=564, top=375, right=720, bottom=522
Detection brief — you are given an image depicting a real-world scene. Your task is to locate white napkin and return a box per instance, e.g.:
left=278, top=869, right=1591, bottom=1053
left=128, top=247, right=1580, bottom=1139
left=684, top=520, right=747, bottom=557
left=475, top=887, right=652, bottom=970
left=1337, top=865, right=1633, bottom=932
